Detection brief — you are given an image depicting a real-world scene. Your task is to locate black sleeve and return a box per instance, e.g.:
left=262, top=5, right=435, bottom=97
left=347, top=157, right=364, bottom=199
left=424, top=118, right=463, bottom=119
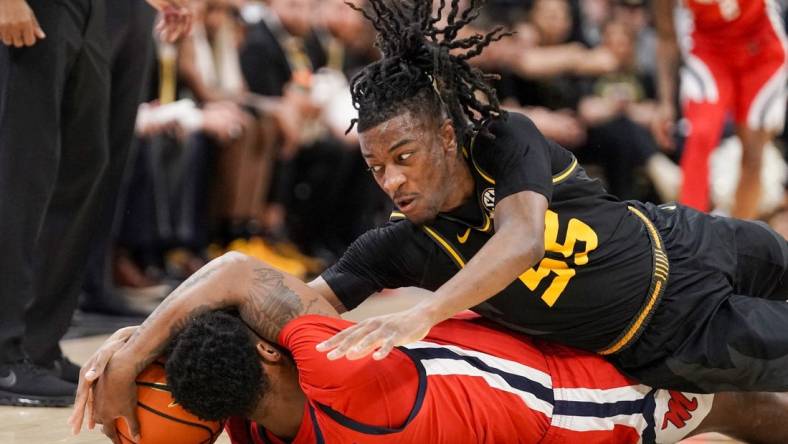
left=320, top=222, right=428, bottom=310
left=483, top=113, right=558, bottom=204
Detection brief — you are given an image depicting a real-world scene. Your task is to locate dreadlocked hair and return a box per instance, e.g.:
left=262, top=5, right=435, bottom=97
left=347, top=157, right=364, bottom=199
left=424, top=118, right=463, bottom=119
left=346, top=0, right=511, bottom=141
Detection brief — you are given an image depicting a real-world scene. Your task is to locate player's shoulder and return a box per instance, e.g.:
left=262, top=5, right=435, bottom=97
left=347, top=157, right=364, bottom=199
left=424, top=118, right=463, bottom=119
left=352, top=213, right=431, bottom=252
left=470, top=112, right=557, bottom=177
left=484, top=111, right=543, bottom=143
left=279, top=315, right=352, bottom=348
left=472, top=111, right=550, bottom=161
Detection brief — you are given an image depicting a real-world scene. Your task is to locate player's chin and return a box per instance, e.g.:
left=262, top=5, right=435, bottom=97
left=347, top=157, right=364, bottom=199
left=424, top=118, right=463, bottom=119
left=403, top=206, right=438, bottom=225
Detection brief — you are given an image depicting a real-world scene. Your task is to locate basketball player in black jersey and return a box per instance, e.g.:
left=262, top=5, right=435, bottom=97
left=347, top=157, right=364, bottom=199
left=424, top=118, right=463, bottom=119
left=302, top=0, right=788, bottom=394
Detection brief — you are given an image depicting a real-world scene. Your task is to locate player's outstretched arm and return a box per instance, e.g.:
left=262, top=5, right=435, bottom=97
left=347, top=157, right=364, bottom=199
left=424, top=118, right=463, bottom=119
left=318, top=189, right=548, bottom=361
left=69, top=252, right=337, bottom=443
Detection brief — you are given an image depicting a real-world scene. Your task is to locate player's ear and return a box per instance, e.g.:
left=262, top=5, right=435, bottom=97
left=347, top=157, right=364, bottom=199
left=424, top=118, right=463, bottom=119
left=439, top=118, right=457, bottom=156
left=256, top=341, right=283, bottom=363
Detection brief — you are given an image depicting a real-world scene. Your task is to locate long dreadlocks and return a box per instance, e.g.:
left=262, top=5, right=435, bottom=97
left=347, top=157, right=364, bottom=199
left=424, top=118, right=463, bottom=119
left=346, top=0, right=510, bottom=142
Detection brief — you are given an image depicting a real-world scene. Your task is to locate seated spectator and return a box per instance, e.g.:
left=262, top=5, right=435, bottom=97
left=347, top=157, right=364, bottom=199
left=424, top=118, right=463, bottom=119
left=576, top=19, right=680, bottom=201
left=239, top=0, right=388, bottom=263
left=128, top=0, right=312, bottom=279
left=473, top=0, right=680, bottom=202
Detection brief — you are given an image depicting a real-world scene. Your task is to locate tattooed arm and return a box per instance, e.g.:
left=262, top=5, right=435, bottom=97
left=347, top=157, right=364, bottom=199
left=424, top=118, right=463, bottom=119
left=119, top=252, right=337, bottom=373
left=80, top=252, right=337, bottom=443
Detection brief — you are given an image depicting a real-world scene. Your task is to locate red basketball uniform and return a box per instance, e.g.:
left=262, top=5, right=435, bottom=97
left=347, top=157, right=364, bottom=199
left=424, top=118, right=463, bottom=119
left=224, top=315, right=713, bottom=444
left=676, top=0, right=788, bottom=211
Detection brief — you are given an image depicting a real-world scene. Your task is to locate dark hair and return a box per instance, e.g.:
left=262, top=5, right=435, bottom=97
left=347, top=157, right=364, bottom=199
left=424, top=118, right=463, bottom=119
left=165, top=311, right=268, bottom=421
left=347, top=0, right=510, bottom=141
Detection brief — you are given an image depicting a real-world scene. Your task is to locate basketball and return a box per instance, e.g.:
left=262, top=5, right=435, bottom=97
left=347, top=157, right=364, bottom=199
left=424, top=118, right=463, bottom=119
left=115, top=361, right=223, bottom=444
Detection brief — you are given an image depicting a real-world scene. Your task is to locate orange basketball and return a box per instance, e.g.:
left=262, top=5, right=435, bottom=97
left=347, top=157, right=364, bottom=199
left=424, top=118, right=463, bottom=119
left=116, top=361, right=224, bottom=444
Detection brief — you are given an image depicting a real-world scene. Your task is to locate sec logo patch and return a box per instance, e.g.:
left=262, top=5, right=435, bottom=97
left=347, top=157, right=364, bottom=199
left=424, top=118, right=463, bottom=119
left=481, top=187, right=495, bottom=212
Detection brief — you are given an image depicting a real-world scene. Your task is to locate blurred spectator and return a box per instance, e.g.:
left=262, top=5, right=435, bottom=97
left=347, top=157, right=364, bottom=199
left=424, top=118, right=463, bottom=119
left=469, top=0, right=680, bottom=201
left=127, top=0, right=312, bottom=278
left=610, top=0, right=657, bottom=81
left=576, top=19, right=680, bottom=201
left=238, top=0, right=388, bottom=262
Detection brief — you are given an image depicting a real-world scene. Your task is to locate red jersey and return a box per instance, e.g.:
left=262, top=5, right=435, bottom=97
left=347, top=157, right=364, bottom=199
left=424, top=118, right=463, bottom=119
left=679, top=0, right=777, bottom=40
left=225, top=316, right=713, bottom=444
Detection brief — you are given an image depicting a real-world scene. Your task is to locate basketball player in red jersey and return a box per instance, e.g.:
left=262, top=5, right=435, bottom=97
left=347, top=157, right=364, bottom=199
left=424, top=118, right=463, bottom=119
left=653, top=0, right=788, bottom=218
left=69, top=252, right=788, bottom=444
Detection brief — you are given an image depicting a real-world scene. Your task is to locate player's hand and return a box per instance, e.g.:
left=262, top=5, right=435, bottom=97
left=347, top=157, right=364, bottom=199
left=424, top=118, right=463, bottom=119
left=68, top=326, right=138, bottom=436
left=652, top=102, right=676, bottom=150
left=316, top=307, right=436, bottom=361
left=91, top=350, right=141, bottom=444
left=0, top=0, right=45, bottom=48
left=145, top=0, right=192, bottom=43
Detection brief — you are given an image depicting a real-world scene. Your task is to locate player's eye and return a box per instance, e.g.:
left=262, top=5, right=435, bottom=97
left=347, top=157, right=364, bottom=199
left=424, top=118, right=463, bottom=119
left=368, top=165, right=384, bottom=174
left=398, top=152, right=413, bottom=162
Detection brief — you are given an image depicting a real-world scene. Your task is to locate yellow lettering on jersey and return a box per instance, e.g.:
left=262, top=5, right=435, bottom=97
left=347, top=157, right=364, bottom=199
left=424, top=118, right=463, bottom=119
left=518, top=210, right=599, bottom=307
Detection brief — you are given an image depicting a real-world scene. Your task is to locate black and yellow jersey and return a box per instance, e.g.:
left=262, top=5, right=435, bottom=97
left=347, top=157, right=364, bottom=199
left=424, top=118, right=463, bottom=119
left=323, top=112, right=666, bottom=353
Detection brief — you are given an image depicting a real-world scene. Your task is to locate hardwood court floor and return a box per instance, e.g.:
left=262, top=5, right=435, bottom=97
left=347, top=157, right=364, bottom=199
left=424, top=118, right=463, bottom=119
left=0, top=293, right=741, bottom=443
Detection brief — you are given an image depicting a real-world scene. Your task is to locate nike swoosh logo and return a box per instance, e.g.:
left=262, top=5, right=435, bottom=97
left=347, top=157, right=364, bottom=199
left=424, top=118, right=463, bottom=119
left=0, top=370, right=16, bottom=388
left=457, top=228, right=471, bottom=244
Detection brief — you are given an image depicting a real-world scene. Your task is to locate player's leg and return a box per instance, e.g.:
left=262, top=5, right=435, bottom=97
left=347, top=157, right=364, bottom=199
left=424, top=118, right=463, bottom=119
left=727, top=216, right=788, bottom=300
left=663, top=293, right=788, bottom=392
left=678, top=50, right=733, bottom=212
left=732, top=20, right=787, bottom=219
left=732, top=127, right=772, bottom=219
left=22, top=0, right=111, bottom=370
left=687, top=392, right=788, bottom=443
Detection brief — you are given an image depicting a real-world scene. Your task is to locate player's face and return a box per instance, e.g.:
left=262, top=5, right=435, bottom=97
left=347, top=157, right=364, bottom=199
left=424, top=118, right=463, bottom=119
left=360, top=112, right=458, bottom=224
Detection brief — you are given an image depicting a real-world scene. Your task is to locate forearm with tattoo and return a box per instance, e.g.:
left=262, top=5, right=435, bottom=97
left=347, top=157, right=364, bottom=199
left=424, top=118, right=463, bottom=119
left=118, top=255, right=246, bottom=373
left=116, top=253, right=338, bottom=374
left=239, top=267, right=334, bottom=342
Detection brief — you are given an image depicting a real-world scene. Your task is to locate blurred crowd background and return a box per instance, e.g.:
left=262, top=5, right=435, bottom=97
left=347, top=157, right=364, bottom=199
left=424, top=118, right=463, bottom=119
left=84, top=0, right=788, bottom=317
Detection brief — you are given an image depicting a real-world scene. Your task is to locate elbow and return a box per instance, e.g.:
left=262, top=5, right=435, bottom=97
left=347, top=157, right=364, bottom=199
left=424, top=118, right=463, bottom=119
left=521, top=238, right=545, bottom=267
left=216, top=251, right=255, bottom=279
left=219, top=250, right=248, bottom=263
left=216, top=251, right=253, bottom=271
left=505, top=228, right=545, bottom=270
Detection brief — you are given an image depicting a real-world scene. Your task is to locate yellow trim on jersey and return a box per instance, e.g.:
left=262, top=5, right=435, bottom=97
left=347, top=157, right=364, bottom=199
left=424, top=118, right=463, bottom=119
left=629, top=206, right=663, bottom=250
left=467, top=135, right=496, bottom=185
left=598, top=206, right=669, bottom=355
left=552, top=157, right=578, bottom=185
left=389, top=211, right=407, bottom=221
left=599, top=281, right=664, bottom=356
left=479, top=213, right=492, bottom=232
left=472, top=157, right=496, bottom=185
left=422, top=226, right=466, bottom=268
left=471, top=150, right=579, bottom=188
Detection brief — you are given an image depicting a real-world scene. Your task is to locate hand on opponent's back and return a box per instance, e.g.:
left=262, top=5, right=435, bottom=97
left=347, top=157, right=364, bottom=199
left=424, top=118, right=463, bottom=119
left=317, top=303, right=438, bottom=361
